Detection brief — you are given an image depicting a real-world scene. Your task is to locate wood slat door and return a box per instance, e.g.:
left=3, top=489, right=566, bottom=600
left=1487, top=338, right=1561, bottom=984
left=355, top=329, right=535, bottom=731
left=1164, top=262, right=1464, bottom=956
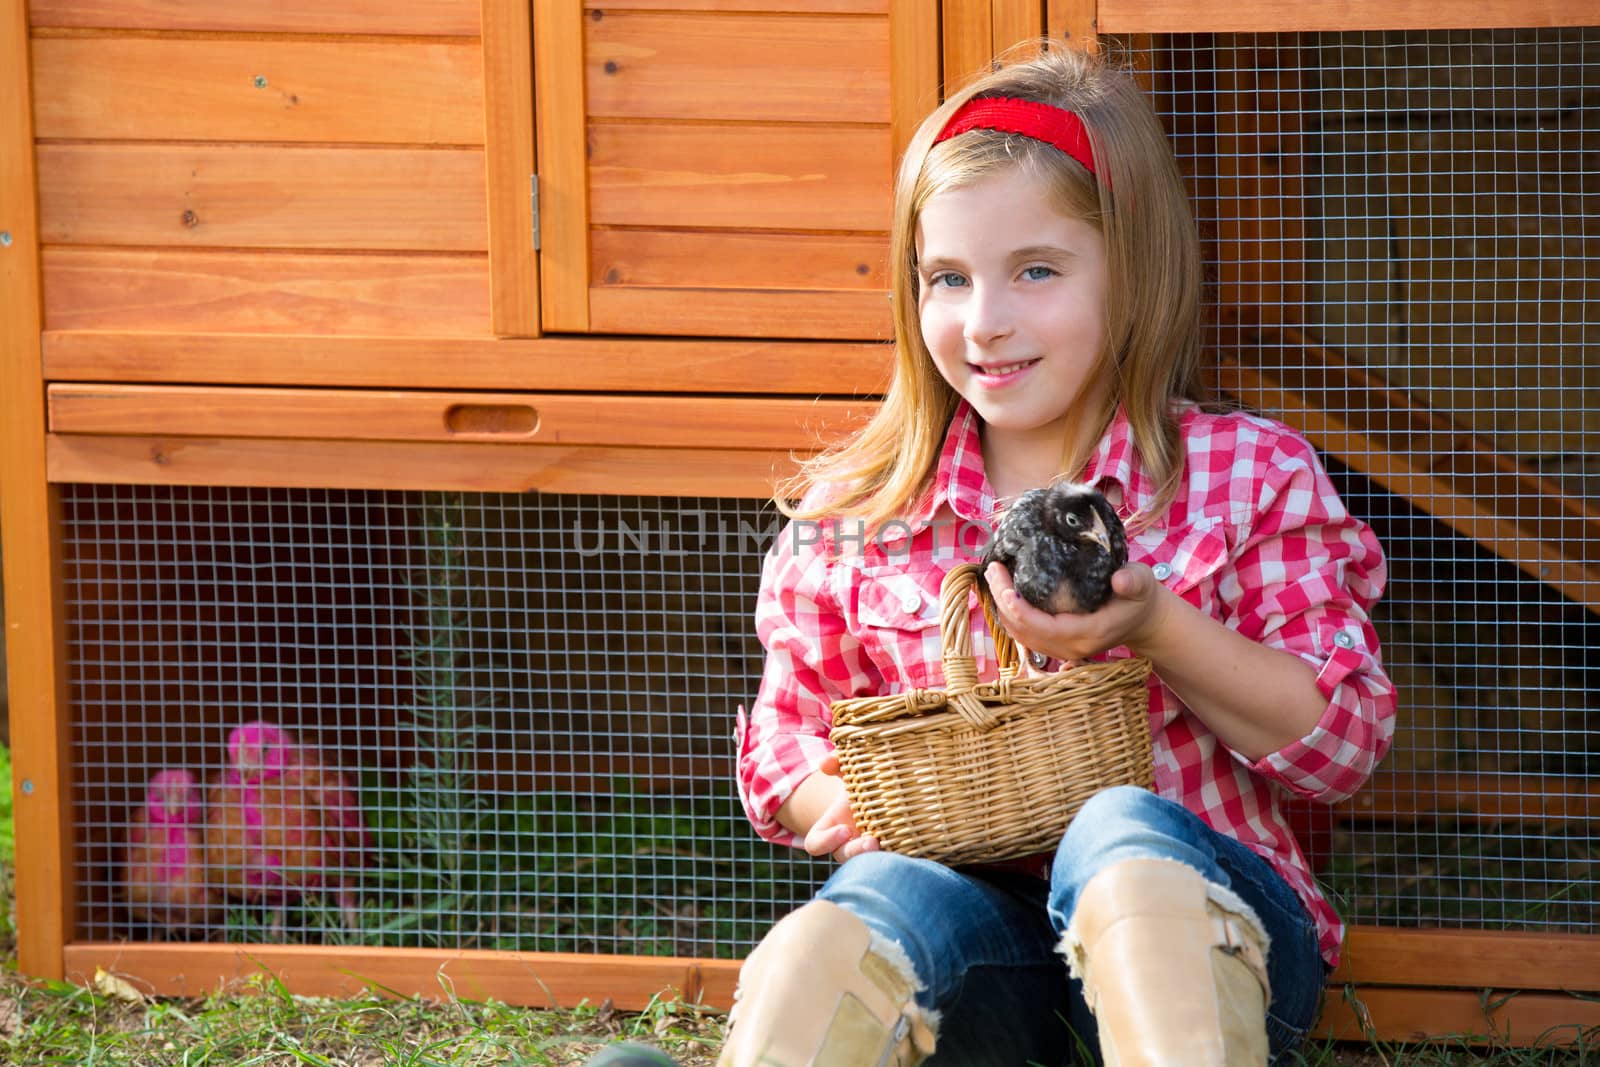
left=533, top=0, right=941, bottom=340
left=26, top=0, right=543, bottom=338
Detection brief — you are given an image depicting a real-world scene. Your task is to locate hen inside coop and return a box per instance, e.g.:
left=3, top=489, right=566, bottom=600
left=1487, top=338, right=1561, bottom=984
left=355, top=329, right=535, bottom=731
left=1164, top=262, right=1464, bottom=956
left=66, top=26, right=1596, bottom=953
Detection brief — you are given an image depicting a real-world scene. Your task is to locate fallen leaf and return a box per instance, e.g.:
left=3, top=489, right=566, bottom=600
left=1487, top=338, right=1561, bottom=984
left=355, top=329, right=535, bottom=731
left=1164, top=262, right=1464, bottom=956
left=93, top=968, right=147, bottom=1003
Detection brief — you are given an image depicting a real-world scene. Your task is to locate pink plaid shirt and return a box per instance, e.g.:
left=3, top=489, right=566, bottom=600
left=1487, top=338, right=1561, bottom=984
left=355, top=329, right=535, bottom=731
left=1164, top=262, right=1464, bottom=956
left=736, top=401, right=1396, bottom=967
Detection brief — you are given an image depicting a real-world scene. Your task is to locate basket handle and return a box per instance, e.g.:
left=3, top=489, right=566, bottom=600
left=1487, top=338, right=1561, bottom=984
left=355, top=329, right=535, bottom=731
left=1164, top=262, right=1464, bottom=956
left=938, top=563, right=1021, bottom=730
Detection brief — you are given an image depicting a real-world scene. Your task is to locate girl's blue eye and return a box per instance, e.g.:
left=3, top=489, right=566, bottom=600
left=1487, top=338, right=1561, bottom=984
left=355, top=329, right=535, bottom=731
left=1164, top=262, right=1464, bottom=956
left=929, top=272, right=968, bottom=289
left=1022, top=265, right=1057, bottom=281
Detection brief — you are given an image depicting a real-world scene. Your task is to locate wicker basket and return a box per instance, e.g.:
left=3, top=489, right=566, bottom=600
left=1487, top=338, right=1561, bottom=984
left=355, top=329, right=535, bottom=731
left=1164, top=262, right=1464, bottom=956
left=829, top=562, right=1154, bottom=865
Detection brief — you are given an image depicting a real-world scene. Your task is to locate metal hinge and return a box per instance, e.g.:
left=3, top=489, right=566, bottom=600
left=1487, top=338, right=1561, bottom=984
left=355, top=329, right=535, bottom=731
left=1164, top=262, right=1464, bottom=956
left=530, top=174, right=541, bottom=251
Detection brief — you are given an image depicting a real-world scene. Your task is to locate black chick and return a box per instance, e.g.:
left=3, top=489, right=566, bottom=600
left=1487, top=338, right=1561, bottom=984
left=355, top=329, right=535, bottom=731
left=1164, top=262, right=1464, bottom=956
left=982, top=483, right=1128, bottom=614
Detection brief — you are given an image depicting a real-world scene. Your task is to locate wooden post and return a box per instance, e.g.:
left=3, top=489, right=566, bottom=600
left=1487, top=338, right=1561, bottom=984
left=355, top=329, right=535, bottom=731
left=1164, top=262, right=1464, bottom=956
left=991, top=0, right=1044, bottom=56
left=1047, top=0, right=1099, bottom=52
left=890, top=0, right=942, bottom=161
left=942, top=0, right=996, bottom=93
left=530, top=0, right=590, bottom=332
left=481, top=0, right=541, bottom=337
left=944, top=0, right=1053, bottom=91
left=1, top=0, right=74, bottom=981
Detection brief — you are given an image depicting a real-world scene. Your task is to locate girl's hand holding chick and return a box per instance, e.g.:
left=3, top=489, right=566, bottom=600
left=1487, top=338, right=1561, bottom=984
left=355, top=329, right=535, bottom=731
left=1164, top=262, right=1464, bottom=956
left=985, top=558, right=1174, bottom=666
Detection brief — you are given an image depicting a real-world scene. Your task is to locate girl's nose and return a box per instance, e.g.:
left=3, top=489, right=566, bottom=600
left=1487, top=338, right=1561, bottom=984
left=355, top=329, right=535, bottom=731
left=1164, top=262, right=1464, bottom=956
left=962, top=284, right=1014, bottom=344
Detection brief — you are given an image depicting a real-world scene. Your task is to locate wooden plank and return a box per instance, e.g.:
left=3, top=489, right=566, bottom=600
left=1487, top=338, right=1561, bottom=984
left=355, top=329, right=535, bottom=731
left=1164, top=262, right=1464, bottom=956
left=1343, top=769, right=1600, bottom=827
left=531, top=0, right=590, bottom=330
left=480, top=0, right=540, bottom=336
left=48, top=385, right=874, bottom=450
left=47, top=435, right=807, bottom=498
left=36, top=144, right=487, bottom=251
left=943, top=0, right=996, bottom=94
left=40, top=332, right=894, bottom=394
left=42, top=249, right=491, bottom=336
left=1, top=0, right=73, bottom=983
left=1318, top=985, right=1600, bottom=1047
left=586, top=12, right=889, bottom=124
left=991, top=0, right=1043, bottom=58
left=31, top=37, right=484, bottom=145
left=589, top=286, right=894, bottom=340
left=1334, top=927, right=1600, bottom=992
left=889, top=0, right=942, bottom=160
left=590, top=229, right=888, bottom=291
left=1047, top=0, right=1100, bottom=52
left=1096, top=0, right=1595, bottom=32
left=588, top=124, right=890, bottom=231
left=28, top=0, right=479, bottom=35
left=63, top=943, right=739, bottom=1010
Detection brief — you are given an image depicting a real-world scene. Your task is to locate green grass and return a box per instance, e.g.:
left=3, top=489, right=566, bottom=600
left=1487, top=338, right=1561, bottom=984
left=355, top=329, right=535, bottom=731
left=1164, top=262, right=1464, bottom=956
left=0, top=965, right=725, bottom=1066
left=1320, top=823, right=1600, bottom=933
left=346, top=782, right=800, bottom=957
left=0, top=741, right=13, bottom=866
left=214, top=778, right=803, bottom=958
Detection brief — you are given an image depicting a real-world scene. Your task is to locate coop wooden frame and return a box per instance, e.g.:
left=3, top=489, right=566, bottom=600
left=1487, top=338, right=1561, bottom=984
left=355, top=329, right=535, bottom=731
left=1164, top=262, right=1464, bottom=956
left=3, top=0, right=1597, bottom=1047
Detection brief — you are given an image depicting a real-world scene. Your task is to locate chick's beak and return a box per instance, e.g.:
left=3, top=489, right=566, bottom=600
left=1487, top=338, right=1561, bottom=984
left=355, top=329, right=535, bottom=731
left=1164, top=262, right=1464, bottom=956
left=1086, top=510, right=1112, bottom=553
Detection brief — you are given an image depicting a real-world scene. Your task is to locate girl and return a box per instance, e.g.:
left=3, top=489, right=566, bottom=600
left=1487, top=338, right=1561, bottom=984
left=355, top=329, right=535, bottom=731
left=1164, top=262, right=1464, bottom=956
left=721, top=41, right=1395, bottom=1067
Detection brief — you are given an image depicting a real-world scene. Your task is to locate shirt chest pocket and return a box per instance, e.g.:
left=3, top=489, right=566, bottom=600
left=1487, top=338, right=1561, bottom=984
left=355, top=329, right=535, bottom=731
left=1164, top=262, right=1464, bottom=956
left=1134, top=518, right=1230, bottom=599
left=855, top=571, right=939, bottom=631
left=848, top=570, right=944, bottom=688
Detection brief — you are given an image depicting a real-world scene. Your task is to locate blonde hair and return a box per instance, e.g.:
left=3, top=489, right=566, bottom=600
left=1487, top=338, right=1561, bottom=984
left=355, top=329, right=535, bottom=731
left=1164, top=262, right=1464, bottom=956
left=779, top=42, right=1206, bottom=533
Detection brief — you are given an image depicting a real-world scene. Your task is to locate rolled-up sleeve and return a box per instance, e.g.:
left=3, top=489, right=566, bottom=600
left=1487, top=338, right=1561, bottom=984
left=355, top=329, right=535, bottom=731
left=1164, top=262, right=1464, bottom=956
left=736, top=525, right=875, bottom=846
left=1218, top=433, right=1398, bottom=803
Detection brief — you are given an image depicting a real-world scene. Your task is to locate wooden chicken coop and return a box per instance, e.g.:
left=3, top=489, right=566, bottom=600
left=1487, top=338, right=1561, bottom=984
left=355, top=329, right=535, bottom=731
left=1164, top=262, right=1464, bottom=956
left=2, top=0, right=1596, bottom=1048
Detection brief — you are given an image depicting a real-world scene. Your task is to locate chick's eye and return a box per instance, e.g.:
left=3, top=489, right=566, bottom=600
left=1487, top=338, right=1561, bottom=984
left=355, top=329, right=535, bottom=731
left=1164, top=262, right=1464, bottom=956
left=1064, top=513, right=1081, bottom=527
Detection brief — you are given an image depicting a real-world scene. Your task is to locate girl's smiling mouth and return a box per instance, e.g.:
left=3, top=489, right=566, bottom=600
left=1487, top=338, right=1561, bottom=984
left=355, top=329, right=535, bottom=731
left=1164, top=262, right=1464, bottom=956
left=970, top=358, right=1041, bottom=382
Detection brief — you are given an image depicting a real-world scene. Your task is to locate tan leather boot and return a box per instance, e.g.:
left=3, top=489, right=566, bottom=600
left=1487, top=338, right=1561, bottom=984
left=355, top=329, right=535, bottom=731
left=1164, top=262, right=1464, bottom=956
left=718, top=900, right=937, bottom=1067
left=1062, top=858, right=1271, bottom=1066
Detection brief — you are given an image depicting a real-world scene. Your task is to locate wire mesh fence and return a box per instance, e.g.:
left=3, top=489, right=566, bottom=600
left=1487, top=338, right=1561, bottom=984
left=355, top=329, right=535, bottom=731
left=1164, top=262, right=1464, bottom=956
left=65, top=487, right=830, bottom=955
left=1143, top=28, right=1598, bottom=933
left=60, top=26, right=1596, bottom=954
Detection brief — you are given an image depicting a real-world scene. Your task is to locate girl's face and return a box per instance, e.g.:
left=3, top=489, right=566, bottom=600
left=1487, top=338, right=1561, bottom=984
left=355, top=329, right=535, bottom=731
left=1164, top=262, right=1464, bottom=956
left=915, top=166, right=1110, bottom=471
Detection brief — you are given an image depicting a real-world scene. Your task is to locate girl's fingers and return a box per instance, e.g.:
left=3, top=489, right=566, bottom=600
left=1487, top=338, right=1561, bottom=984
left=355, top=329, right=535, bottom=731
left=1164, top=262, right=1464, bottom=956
left=806, top=770, right=877, bottom=860
left=805, top=822, right=849, bottom=857
left=983, top=562, right=1014, bottom=595
left=1111, top=563, right=1152, bottom=599
left=835, top=835, right=880, bottom=863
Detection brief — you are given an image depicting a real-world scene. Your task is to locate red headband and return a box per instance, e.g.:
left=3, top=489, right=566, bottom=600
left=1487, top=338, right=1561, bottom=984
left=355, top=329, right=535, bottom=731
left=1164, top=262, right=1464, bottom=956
left=934, top=96, right=1102, bottom=182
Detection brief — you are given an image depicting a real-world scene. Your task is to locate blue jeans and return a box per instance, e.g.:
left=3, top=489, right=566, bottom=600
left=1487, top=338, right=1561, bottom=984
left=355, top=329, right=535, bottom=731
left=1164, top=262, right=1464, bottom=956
left=815, top=786, right=1327, bottom=1066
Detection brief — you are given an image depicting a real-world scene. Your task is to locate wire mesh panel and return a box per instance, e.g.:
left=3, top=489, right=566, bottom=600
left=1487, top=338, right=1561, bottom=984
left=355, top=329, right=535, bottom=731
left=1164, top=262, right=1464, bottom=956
left=1139, top=28, right=1598, bottom=933
left=63, top=486, right=830, bottom=955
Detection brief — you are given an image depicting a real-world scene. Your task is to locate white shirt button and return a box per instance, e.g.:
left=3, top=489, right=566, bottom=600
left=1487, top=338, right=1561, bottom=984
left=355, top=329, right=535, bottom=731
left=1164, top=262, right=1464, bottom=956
left=900, top=592, right=922, bottom=613
left=1333, top=631, right=1356, bottom=649
left=1151, top=562, right=1173, bottom=581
